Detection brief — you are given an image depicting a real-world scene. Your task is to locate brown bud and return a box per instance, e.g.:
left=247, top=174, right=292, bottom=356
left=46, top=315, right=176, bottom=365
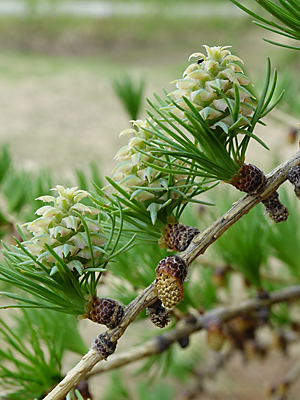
left=91, top=333, right=117, bottom=360
left=159, top=221, right=200, bottom=252
left=155, top=255, right=187, bottom=309
left=86, top=296, right=124, bottom=329
left=229, top=163, right=266, bottom=194
left=288, top=165, right=300, bottom=199
left=146, top=299, right=171, bottom=328
left=262, top=191, right=289, bottom=223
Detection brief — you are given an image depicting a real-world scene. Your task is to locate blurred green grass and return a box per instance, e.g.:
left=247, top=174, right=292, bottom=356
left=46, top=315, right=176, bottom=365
left=0, top=1, right=298, bottom=180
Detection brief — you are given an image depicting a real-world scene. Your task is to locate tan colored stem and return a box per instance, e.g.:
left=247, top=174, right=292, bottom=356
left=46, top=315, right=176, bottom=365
left=43, top=150, right=300, bottom=400
left=89, top=285, right=300, bottom=376
left=181, top=150, right=300, bottom=265
left=45, top=285, right=300, bottom=400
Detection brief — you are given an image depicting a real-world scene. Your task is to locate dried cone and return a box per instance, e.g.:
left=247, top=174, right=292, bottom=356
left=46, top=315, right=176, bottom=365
left=155, top=255, right=187, bottom=309
left=205, top=318, right=226, bottom=351
left=262, top=191, right=289, bottom=223
left=288, top=165, right=300, bottom=199
left=229, top=163, right=266, bottom=194
left=146, top=299, right=171, bottom=328
left=91, top=333, right=117, bottom=360
left=159, top=220, right=200, bottom=252
left=86, top=296, right=124, bottom=329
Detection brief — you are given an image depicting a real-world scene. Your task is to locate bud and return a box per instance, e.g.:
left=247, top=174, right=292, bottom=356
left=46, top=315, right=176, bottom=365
left=288, top=165, right=300, bottom=199
left=146, top=299, right=171, bottom=328
left=85, top=296, right=124, bottom=328
left=229, top=163, right=266, bottom=194
left=91, top=333, right=117, bottom=360
left=262, top=191, right=289, bottom=223
left=159, top=220, right=200, bottom=252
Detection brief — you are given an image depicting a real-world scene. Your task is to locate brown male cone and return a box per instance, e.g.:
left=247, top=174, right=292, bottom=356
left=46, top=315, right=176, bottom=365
left=85, top=296, right=124, bottom=328
left=155, top=255, right=188, bottom=309
left=262, top=191, right=289, bottom=223
left=228, top=163, right=266, bottom=194
left=146, top=299, right=171, bottom=328
left=159, top=220, right=200, bottom=252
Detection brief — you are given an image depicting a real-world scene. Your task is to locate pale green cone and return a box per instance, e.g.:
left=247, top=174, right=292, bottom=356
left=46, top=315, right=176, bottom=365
left=112, top=118, right=192, bottom=206
left=23, top=185, right=104, bottom=274
left=167, top=45, right=254, bottom=130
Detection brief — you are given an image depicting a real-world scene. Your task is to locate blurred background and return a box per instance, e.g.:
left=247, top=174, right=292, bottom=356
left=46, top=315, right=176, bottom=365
left=0, top=1, right=300, bottom=399
left=0, top=0, right=299, bottom=182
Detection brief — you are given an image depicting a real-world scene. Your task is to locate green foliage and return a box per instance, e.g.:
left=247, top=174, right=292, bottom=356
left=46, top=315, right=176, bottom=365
left=112, top=73, right=146, bottom=120
left=106, top=244, right=166, bottom=305
left=0, top=145, right=11, bottom=186
left=0, top=195, right=135, bottom=315
left=183, top=267, right=218, bottom=311
left=92, top=178, right=214, bottom=246
left=206, top=190, right=269, bottom=287
left=102, top=371, right=131, bottom=400
left=230, top=0, right=300, bottom=49
left=142, top=58, right=282, bottom=183
left=0, top=307, right=87, bottom=399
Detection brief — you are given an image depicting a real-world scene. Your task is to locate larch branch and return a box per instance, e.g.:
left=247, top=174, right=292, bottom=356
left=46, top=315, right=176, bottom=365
left=43, top=150, right=300, bottom=400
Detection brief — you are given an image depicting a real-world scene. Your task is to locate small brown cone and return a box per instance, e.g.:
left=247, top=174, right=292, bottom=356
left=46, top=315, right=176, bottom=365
left=229, top=163, right=266, bottom=194
left=146, top=299, right=171, bottom=328
left=91, top=333, right=117, bottom=360
left=159, top=221, right=200, bottom=252
left=288, top=165, right=300, bottom=199
left=155, top=255, right=187, bottom=309
left=262, top=191, right=289, bottom=223
left=205, top=318, right=226, bottom=351
left=85, top=296, right=124, bottom=328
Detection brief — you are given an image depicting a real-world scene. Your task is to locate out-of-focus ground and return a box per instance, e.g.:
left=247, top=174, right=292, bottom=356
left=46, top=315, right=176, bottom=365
left=0, top=1, right=300, bottom=399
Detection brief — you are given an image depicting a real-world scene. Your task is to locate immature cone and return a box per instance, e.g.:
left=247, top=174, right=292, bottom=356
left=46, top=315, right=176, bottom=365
left=23, top=185, right=103, bottom=272
left=205, top=317, right=226, bottom=351
left=159, top=220, right=200, bottom=252
left=91, top=333, right=117, bottom=360
left=229, top=163, right=266, bottom=194
left=288, top=165, right=300, bottom=199
left=146, top=299, right=170, bottom=328
left=168, top=45, right=254, bottom=129
left=155, top=255, right=188, bottom=309
left=85, top=296, right=124, bottom=328
left=262, top=191, right=289, bottom=223
left=112, top=118, right=189, bottom=204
